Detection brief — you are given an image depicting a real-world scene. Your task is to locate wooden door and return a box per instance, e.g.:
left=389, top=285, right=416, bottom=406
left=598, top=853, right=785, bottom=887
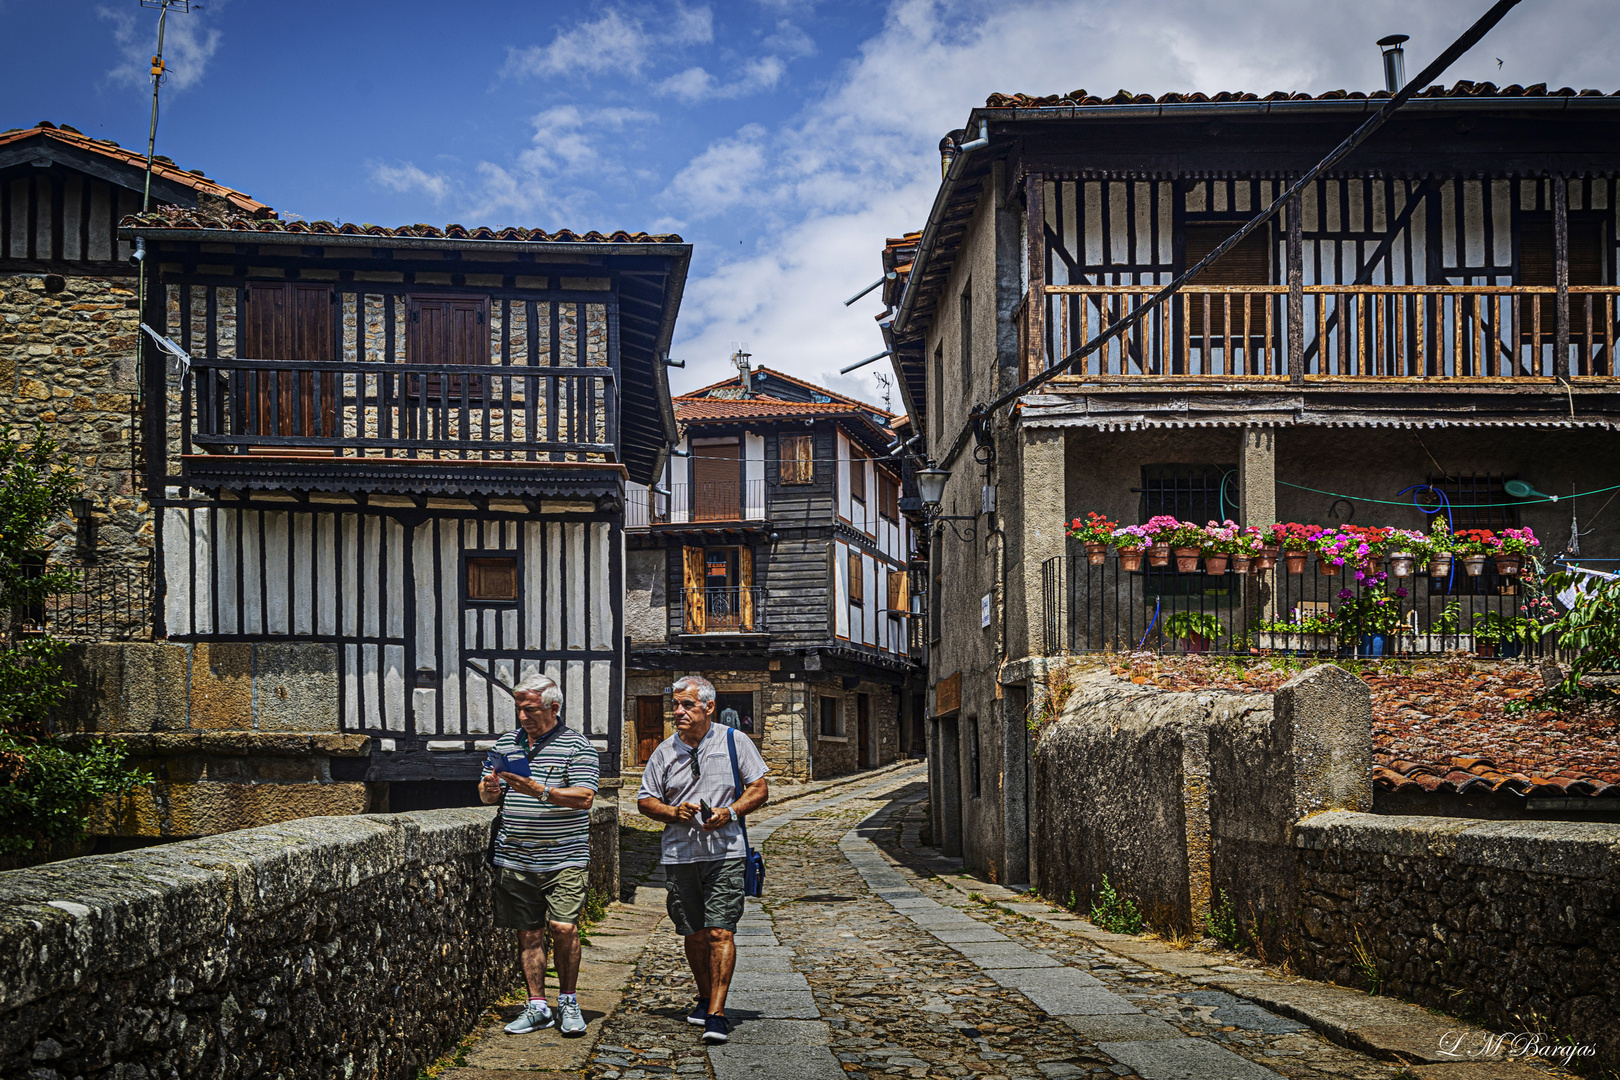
left=243, top=282, right=335, bottom=439
left=857, top=692, right=872, bottom=767
left=635, top=696, right=664, bottom=765
left=692, top=440, right=740, bottom=521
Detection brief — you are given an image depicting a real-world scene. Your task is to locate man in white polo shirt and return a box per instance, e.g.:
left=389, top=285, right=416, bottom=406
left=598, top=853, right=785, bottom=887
left=636, top=675, right=768, bottom=1044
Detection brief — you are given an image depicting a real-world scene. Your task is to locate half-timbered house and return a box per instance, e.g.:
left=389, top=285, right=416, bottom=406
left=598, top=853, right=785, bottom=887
left=622, top=362, right=926, bottom=779
left=878, top=81, right=1620, bottom=883
left=123, top=207, right=687, bottom=814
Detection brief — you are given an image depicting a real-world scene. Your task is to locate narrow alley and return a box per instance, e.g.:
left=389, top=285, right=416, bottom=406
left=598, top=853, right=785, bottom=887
left=446, top=767, right=1413, bottom=1080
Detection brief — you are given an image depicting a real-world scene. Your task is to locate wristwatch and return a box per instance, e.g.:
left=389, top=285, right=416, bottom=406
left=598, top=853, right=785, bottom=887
left=540, top=785, right=549, bottom=804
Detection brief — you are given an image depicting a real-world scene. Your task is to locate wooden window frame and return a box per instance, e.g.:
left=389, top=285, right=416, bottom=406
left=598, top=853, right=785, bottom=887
left=848, top=549, right=865, bottom=606
left=818, top=694, right=844, bottom=738
left=407, top=292, right=491, bottom=400
left=779, top=433, right=815, bottom=485
left=463, top=551, right=519, bottom=607
left=877, top=469, right=899, bottom=522
left=959, top=278, right=974, bottom=386
left=848, top=446, right=868, bottom=506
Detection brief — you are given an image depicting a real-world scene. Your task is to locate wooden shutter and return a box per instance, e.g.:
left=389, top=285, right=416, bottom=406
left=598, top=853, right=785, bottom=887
left=739, top=545, right=755, bottom=630
left=242, top=282, right=335, bottom=440
left=887, top=564, right=908, bottom=611
left=848, top=549, right=864, bottom=604
left=466, top=556, right=518, bottom=603
left=780, top=434, right=813, bottom=484
left=1183, top=222, right=1271, bottom=337
left=878, top=469, right=898, bottom=521
left=1520, top=216, right=1603, bottom=336
left=692, top=440, right=740, bottom=521
left=409, top=294, right=489, bottom=400
left=682, top=546, right=706, bottom=633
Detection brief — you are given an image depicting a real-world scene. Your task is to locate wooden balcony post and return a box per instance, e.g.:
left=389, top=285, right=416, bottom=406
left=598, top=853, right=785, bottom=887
left=1024, top=172, right=1046, bottom=379
left=1287, top=187, right=1304, bottom=385
left=1554, top=174, right=1571, bottom=380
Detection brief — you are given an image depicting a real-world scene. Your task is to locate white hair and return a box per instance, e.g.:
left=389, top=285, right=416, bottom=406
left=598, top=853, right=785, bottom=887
left=672, top=675, right=716, bottom=704
left=513, top=673, right=563, bottom=708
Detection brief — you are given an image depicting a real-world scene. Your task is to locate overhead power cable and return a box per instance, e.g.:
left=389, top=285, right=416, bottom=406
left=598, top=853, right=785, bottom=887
left=935, top=0, right=1525, bottom=472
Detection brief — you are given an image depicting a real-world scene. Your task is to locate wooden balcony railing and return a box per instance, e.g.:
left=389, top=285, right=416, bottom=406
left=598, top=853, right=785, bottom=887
left=1038, top=285, right=1620, bottom=381
left=183, top=358, right=617, bottom=460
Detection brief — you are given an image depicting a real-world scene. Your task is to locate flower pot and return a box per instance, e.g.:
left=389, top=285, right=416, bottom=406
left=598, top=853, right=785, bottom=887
left=1255, top=632, right=1334, bottom=654
left=1317, top=558, right=1341, bottom=577
left=1118, top=549, right=1145, bottom=572
left=1181, top=633, right=1211, bottom=654
left=1084, top=542, right=1108, bottom=566
left=1284, top=552, right=1308, bottom=575
left=1147, top=543, right=1172, bottom=568
left=1492, top=553, right=1523, bottom=577
left=1358, top=633, right=1388, bottom=658
left=1461, top=554, right=1489, bottom=577
left=1387, top=552, right=1415, bottom=577
left=1411, top=633, right=1473, bottom=654
left=1202, top=554, right=1229, bottom=576
left=1428, top=555, right=1453, bottom=579
left=1173, top=547, right=1201, bottom=573
left=1476, top=641, right=1497, bottom=658
left=1231, top=555, right=1253, bottom=576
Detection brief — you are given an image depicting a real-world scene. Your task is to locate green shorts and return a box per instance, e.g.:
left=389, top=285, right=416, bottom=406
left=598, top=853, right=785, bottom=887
left=664, top=858, right=746, bottom=937
left=493, top=865, right=588, bottom=930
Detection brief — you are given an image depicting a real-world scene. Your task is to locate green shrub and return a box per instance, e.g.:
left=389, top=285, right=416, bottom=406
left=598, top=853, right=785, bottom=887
left=0, top=735, right=146, bottom=860
left=1205, top=889, right=1243, bottom=948
left=1089, top=874, right=1144, bottom=935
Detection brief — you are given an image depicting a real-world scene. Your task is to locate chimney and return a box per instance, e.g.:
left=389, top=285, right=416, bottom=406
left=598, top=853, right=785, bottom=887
left=732, top=342, right=753, bottom=397
left=939, top=131, right=963, bottom=179
left=1378, top=35, right=1409, bottom=94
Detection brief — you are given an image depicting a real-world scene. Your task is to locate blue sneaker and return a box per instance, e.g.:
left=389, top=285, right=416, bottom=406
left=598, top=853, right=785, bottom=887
left=687, top=996, right=709, bottom=1026
left=702, top=1014, right=729, bottom=1044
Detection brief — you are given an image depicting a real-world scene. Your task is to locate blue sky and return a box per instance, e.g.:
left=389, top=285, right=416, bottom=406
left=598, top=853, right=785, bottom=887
left=6, top=0, right=1616, bottom=407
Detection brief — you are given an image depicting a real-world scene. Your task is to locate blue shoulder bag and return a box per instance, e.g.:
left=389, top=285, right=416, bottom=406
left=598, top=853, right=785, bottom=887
left=725, top=727, right=765, bottom=897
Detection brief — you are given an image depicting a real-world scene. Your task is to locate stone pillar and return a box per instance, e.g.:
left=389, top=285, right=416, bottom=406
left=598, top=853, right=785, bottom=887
left=1011, top=427, right=1068, bottom=660
left=590, top=779, right=621, bottom=903
left=999, top=683, right=1030, bottom=886
left=1238, top=427, right=1277, bottom=624
left=1209, top=664, right=1372, bottom=962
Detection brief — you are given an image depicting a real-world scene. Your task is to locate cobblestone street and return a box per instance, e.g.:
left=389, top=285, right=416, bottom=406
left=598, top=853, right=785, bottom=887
left=582, top=766, right=1416, bottom=1080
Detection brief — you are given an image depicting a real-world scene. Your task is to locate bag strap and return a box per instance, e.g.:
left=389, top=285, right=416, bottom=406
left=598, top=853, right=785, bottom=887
left=726, top=726, right=749, bottom=847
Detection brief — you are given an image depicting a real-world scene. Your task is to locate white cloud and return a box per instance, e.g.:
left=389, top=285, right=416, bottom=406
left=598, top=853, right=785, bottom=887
left=504, top=4, right=713, bottom=79
left=369, top=161, right=451, bottom=202
left=763, top=20, right=817, bottom=59
left=100, top=2, right=222, bottom=92
left=662, top=126, right=770, bottom=220
left=517, top=105, right=658, bottom=174
left=657, top=56, right=787, bottom=102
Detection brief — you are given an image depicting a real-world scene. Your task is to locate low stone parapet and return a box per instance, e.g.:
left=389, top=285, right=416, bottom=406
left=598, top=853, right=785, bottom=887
left=1294, top=810, right=1620, bottom=1067
left=0, top=807, right=516, bottom=1080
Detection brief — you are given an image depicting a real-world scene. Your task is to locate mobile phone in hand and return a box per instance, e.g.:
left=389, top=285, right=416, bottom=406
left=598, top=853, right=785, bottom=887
left=699, top=799, right=712, bottom=823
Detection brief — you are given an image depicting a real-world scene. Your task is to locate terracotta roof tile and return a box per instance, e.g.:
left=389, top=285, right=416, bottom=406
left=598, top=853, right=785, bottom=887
left=119, top=205, right=682, bottom=244
left=675, top=393, right=880, bottom=423
left=0, top=123, right=272, bottom=215
left=983, top=81, right=1619, bottom=110
left=682, top=366, right=893, bottom=415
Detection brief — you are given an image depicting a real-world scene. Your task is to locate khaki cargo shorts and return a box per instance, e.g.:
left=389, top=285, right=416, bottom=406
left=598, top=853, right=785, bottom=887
left=493, top=865, right=588, bottom=930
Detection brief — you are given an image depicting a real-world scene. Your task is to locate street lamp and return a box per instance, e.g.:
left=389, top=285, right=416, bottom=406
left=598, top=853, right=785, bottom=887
left=914, top=461, right=976, bottom=542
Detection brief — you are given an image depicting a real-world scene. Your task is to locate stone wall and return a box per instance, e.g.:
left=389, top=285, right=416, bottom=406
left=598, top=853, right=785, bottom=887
left=0, top=808, right=517, bottom=1080
left=0, top=272, right=148, bottom=567
left=1295, top=812, right=1620, bottom=1068
left=1032, top=672, right=1269, bottom=932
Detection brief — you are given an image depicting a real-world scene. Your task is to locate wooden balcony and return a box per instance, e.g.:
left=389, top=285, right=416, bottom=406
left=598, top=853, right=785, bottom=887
left=1036, top=284, right=1620, bottom=383
left=182, top=358, right=616, bottom=461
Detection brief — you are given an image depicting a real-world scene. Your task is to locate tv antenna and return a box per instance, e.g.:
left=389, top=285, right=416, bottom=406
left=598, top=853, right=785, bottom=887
left=139, top=0, right=194, bottom=212
left=873, top=370, right=893, bottom=412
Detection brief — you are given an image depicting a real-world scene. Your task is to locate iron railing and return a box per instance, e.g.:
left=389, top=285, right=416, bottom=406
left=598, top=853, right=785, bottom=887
left=626, top=481, right=768, bottom=527
left=16, top=561, right=154, bottom=643
left=1041, top=548, right=1575, bottom=658
left=679, top=586, right=767, bottom=634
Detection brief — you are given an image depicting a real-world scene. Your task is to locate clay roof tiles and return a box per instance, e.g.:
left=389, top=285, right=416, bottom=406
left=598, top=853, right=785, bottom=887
left=120, top=205, right=682, bottom=244
left=983, top=81, right=1619, bottom=110
left=675, top=393, right=884, bottom=423
left=1373, top=752, right=1620, bottom=799
left=0, top=122, right=272, bottom=215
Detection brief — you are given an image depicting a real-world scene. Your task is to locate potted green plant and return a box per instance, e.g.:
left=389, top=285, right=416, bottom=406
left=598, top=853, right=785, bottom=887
left=1453, top=529, right=1495, bottom=577
left=1271, top=523, right=1320, bottom=575
left=1161, top=520, right=1206, bottom=573
left=1141, top=515, right=1182, bottom=567
left=1333, top=581, right=1409, bottom=657
left=1386, top=529, right=1427, bottom=579
left=1069, top=512, right=1119, bottom=565
left=1426, top=520, right=1455, bottom=579
left=1473, top=611, right=1538, bottom=659
left=1111, top=524, right=1151, bottom=571
left=1200, top=520, right=1244, bottom=576
left=1163, top=610, right=1225, bottom=653
left=1255, top=610, right=1336, bottom=654
left=1412, top=599, right=1470, bottom=653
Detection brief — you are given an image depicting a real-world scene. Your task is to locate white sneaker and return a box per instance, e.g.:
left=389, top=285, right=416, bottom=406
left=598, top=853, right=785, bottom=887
left=504, top=1002, right=552, bottom=1034
left=558, top=997, right=586, bottom=1036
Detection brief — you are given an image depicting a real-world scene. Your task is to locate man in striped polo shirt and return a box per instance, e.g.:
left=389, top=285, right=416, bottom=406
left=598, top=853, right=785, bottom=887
left=478, top=674, right=599, bottom=1037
